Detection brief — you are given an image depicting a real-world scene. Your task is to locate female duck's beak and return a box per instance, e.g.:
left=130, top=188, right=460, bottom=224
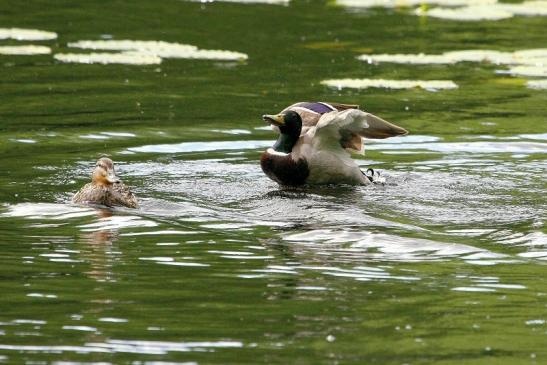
left=262, top=114, right=285, bottom=126
left=106, top=169, right=120, bottom=184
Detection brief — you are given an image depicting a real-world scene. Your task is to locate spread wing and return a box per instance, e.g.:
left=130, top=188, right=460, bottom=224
left=327, top=102, right=360, bottom=111
left=313, top=109, right=408, bottom=154
left=360, top=112, right=408, bottom=139
left=281, top=102, right=361, bottom=132
left=281, top=103, right=324, bottom=130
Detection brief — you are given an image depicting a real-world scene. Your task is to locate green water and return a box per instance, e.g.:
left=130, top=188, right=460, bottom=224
left=1, top=1, right=546, bottom=364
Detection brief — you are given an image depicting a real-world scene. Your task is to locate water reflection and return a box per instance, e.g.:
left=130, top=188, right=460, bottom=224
left=351, top=48, right=547, bottom=91
left=527, top=79, right=547, bottom=89
left=1, top=204, right=146, bottom=282
left=54, top=52, right=162, bottom=65
left=338, top=0, right=547, bottom=21
left=0, top=339, right=243, bottom=354
left=0, top=27, right=57, bottom=40
left=0, top=45, right=51, bottom=55
left=186, top=0, right=289, bottom=4
left=452, top=274, right=527, bottom=292
left=79, top=208, right=120, bottom=282
left=55, top=39, right=248, bottom=65
left=321, top=78, right=459, bottom=91
left=125, top=134, right=547, bottom=156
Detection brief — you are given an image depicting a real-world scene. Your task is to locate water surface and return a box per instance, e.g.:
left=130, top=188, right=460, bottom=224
left=0, top=0, right=546, bottom=364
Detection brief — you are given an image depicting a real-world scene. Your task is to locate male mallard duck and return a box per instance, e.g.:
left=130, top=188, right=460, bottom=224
left=260, top=102, right=408, bottom=186
left=72, top=157, right=138, bottom=208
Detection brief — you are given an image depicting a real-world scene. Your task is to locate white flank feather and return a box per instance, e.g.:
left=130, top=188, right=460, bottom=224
left=294, top=109, right=372, bottom=185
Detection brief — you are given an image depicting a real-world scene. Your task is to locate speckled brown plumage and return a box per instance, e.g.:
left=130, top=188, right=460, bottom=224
left=72, top=157, right=138, bottom=208
left=72, top=181, right=138, bottom=208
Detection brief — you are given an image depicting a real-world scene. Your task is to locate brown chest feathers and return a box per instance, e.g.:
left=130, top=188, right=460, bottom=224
left=260, top=151, right=310, bottom=186
left=72, top=182, right=138, bottom=208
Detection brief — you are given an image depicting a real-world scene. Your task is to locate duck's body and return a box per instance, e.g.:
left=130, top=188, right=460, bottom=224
left=72, top=158, right=138, bottom=208
left=72, top=181, right=138, bottom=208
left=260, top=102, right=408, bottom=186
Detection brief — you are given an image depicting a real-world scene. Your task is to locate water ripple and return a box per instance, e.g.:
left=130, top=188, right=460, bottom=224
left=2, top=203, right=95, bottom=220
left=0, top=340, right=243, bottom=355
left=128, top=140, right=271, bottom=154
left=284, top=229, right=509, bottom=263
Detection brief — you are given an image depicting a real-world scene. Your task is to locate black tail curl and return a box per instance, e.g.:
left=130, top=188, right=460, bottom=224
left=363, top=168, right=384, bottom=184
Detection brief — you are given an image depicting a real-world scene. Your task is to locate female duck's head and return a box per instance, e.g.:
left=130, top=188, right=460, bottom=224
left=92, top=157, right=120, bottom=186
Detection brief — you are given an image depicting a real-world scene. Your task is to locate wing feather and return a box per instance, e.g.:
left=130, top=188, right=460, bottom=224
left=313, top=109, right=368, bottom=153
left=313, top=109, right=408, bottom=153
left=360, top=112, right=408, bottom=139
left=327, top=102, right=360, bottom=111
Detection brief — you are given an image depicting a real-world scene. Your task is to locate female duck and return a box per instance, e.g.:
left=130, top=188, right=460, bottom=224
left=260, top=102, right=408, bottom=186
left=72, top=157, right=138, bottom=208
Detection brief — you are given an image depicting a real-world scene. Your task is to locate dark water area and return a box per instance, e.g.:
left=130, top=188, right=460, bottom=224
left=0, top=0, right=546, bottom=364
